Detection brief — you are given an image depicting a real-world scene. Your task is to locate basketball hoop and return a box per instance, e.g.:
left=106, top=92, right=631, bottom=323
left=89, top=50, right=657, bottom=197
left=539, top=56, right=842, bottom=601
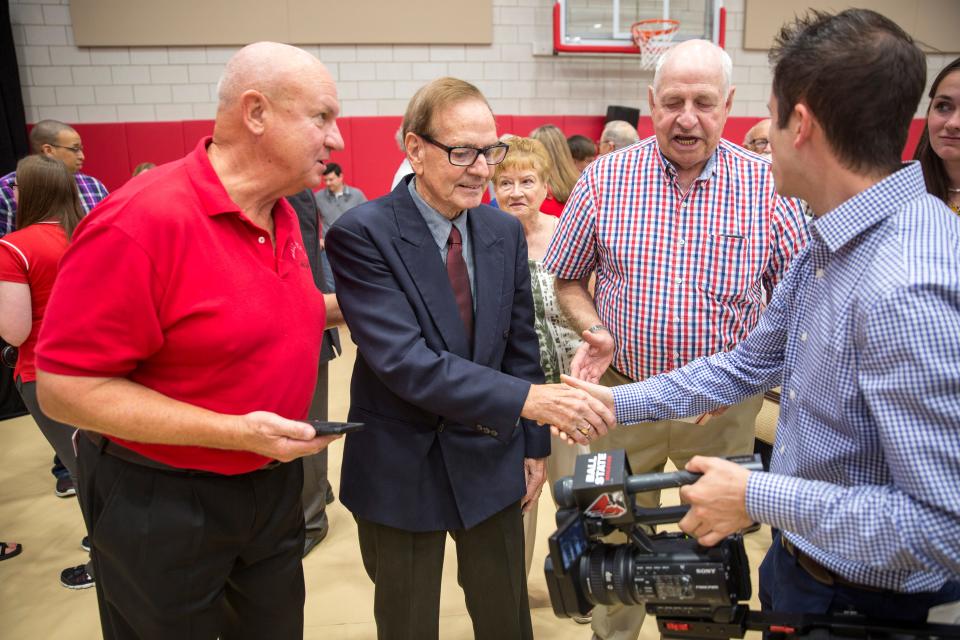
left=631, top=18, right=680, bottom=70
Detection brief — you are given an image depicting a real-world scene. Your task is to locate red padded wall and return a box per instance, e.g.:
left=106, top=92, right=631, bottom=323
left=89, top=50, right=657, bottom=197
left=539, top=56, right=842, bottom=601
left=70, top=123, right=130, bottom=192
left=339, top=116, right=405, bottom=200
left=124, top=122, right=186, bottom=170
left=35, top=115, right=927, bottom=197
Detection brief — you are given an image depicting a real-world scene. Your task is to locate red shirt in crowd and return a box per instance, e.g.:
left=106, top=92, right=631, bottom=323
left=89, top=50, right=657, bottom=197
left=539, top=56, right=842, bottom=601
left=36, top=138, right=326, bottom=474
left=0, top=222, right=69, bottom=383
left=540, top=192, right=564, bottom=217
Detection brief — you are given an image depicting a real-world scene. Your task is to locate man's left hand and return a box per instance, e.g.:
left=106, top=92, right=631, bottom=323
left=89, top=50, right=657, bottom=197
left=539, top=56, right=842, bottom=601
left=521, top=457, right=547, bottom=514
left=678, top=456, right=754, bottom=547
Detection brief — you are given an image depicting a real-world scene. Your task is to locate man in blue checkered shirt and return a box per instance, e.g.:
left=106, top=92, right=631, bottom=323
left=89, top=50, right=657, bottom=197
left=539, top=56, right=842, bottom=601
left=564, top=8, right=960, bottom=625
left=0, top=120, right=108, bottom=238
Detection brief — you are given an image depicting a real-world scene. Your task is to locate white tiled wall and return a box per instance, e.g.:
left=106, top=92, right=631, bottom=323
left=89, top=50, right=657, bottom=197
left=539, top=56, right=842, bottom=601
left=10, top=0, right=955, bottom=124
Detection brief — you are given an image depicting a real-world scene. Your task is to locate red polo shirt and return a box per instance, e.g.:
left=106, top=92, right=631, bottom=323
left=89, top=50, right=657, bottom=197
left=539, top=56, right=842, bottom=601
left=0, top=222, right=69, bottom=383
left=36, top=137, right=325, bottom=474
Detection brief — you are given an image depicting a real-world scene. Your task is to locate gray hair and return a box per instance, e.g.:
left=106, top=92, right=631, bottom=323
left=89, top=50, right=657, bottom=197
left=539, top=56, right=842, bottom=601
left=600, top=120, right=640, bottom=150
left=653, top=39, right=733, bottom=98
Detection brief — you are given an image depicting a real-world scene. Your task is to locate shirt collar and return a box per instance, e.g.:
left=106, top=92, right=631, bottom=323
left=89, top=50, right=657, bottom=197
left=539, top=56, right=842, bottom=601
left=656, top=144, right=719, bottom=185
left=407, top=177, right=469, bottom=249
left=809, top=162, right=927, bottom=254
left=185, top=137, right=244, bottom=218
left=184, top=136, right=296, bottom=241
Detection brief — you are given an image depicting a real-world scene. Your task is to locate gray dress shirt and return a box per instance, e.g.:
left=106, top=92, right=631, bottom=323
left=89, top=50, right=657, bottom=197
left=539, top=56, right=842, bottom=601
left=407, top=178, right=476, bottom=304
left=315, top=185, right=367, bottom=232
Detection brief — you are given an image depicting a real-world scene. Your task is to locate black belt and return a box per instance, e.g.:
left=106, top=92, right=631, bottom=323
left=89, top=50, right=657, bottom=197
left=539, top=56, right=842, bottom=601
left=781, top=535, right=884, bottom=593
left=83, top=431, right=281, bottom=476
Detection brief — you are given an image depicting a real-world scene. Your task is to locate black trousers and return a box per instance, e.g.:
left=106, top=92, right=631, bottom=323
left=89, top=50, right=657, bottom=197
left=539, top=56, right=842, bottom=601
left=76, top=434, right=306, bottom=640
left=356, top=502, right=533, bottom=640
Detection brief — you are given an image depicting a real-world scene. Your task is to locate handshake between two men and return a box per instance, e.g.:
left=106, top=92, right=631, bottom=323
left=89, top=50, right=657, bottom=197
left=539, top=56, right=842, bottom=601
left=519, top=325, right=619, bottom=446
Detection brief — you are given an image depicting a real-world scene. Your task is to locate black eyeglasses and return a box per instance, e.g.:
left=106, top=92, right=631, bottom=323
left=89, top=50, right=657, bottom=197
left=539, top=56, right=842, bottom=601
left=419, top=134, right=509, bottom=167
left=50, top=144, right=83, bottom=154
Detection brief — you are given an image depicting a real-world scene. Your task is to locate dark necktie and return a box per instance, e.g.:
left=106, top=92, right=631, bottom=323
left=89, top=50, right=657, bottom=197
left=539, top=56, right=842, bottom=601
left=446, top=225, right=474, bottom=343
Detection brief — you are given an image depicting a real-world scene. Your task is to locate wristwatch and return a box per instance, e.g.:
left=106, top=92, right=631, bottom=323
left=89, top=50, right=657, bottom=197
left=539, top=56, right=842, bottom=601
left=587, top=324, right=608, bottom=334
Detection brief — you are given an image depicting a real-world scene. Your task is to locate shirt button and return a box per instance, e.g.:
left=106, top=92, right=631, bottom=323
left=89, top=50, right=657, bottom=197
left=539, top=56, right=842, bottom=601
left=815, top=268, right=824, bottom=278
left=675, top=277, right=682, bottom=285
left=800, top=332, right=808, bottom=342
left=789, top=389, right=797, bottom=400
left=678, top=239, right=686, bottom=246
left=780, top=445, right=787, bottom=454
left=673, top=352, right=681, bottom=359
left=258, top=236, right=266, bottom=244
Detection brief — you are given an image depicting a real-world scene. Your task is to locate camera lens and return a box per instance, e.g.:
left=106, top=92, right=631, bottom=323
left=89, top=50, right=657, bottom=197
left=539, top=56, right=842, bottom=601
left=583, top=544, right=640, bottom=607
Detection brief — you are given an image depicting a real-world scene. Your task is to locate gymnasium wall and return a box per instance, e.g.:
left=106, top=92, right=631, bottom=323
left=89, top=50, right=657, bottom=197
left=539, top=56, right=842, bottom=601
left=12, top=0, right=956, bottom=124
left=7, top=0, right=949, bottom=197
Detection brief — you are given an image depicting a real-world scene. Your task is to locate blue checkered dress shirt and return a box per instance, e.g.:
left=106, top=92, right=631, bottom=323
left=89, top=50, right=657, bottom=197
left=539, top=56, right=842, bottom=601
left=612, top=162, right=960, bottom=592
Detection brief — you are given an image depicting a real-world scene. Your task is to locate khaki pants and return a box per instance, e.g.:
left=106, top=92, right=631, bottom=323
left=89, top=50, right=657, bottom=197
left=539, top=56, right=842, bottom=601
left=522, top=435, right=588, bottom=576
left=591, top=367, right=763, bottom=640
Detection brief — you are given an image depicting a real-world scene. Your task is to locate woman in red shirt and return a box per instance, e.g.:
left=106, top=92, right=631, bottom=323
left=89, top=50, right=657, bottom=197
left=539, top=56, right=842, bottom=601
left=530, top=124, right=581, bottom=217
left=0, top=155, right=88, bottom=585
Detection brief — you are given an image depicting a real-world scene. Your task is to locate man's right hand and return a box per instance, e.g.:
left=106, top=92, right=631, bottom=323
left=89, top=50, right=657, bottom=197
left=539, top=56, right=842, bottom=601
left=237, top=411, right=341, bottom=462
left=521, top=383, right=615, bottom=446
left=569, top=327, right=615, bottom=384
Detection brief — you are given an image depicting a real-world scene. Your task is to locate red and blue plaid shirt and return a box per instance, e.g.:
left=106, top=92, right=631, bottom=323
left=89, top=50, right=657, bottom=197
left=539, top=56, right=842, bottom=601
left=0, top=170, right=108, bottom=238
left=542, top=137, right=808, bottom=382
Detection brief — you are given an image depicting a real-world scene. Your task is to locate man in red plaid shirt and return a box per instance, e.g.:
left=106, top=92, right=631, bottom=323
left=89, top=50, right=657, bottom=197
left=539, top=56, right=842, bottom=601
left=542, top=39, right=808, bottom=640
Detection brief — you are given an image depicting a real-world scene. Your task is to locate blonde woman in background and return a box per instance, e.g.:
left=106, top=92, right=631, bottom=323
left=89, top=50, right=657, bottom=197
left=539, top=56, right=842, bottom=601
left=530, top=124, right=581, bottom=217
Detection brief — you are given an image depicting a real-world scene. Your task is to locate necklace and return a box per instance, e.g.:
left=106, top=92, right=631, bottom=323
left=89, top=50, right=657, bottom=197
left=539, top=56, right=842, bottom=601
left=948, top=187, right=960, bottom=193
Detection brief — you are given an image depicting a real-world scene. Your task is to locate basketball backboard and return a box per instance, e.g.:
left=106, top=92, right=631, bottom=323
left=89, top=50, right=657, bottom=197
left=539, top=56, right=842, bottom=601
left=553, top=0, right=725, bottom=55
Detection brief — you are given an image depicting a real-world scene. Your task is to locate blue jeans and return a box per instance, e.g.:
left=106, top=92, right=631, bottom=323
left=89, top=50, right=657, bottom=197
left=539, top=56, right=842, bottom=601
left=760, top=531, right=960, bottom=623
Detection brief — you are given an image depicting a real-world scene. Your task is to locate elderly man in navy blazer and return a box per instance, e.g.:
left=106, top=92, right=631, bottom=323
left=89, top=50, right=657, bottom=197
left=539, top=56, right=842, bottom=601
left=326, top=77, right=614, bottom=640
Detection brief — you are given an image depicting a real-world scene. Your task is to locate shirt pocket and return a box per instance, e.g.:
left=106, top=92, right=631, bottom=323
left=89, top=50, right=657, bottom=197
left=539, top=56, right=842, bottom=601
left=694, top=233, right=751, bottom=300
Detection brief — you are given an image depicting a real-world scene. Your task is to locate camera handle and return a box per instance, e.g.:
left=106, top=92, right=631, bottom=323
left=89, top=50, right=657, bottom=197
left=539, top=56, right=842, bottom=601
left=555, top=454, right=764, bottom=510
left=624, top=454, right=763, bottom=495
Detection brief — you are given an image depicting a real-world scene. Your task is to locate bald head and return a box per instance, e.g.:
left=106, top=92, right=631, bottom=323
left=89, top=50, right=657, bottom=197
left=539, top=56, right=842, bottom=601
left=743, top=118, right=772, bottom=156
left=654, top=39, right=732, bottom=98
left=209, top=42, right=343, bottom=201
left=216, top=42, right=332, bottom=110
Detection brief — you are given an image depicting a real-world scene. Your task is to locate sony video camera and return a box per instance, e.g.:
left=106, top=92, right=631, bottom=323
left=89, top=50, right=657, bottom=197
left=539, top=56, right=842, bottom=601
left=544, top=449, right=761, bottom=628
left=545, top=450, right=960, bottom=639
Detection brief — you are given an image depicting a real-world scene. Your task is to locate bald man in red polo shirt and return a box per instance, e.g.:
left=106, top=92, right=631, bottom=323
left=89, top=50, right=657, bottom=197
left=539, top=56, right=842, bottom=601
left=34, top=42, right=345, bottom=640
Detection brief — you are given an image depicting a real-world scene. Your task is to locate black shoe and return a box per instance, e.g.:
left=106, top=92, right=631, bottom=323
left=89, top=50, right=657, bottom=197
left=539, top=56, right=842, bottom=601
left=55, top=476, right=76, bottom=498
left=80, top=536, right=90, bottom=553
left=60, top=565, right=95, bottom=590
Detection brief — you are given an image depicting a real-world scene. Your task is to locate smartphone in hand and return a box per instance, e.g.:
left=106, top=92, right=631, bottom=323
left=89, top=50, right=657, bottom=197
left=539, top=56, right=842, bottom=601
left=308, top=420, right=364, bottom=436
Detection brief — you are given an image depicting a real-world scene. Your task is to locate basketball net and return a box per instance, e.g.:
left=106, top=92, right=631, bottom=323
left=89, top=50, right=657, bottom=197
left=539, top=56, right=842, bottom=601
left=631, top=19, right=680, bottom=70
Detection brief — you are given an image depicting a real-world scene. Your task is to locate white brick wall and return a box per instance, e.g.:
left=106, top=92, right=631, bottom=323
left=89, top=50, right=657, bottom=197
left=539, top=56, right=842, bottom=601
left=11, top=0, right=955, bottom=124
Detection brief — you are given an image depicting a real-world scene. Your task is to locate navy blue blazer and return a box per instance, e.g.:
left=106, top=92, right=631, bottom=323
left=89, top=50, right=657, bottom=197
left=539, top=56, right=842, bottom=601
left=326, top=177, right=549, bottom=531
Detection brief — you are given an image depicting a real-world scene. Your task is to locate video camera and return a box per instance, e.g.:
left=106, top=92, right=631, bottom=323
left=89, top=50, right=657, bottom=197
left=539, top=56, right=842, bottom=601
left=545, top=450, right=960, bottom=639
